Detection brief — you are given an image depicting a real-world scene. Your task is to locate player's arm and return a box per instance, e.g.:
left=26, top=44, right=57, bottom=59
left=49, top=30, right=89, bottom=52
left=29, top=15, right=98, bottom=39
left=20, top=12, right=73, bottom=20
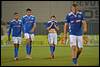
left=64, top=23, right=69, bottom=38
left=82, top=20, right=88, bottom=44
left=82, top=20, right=88, bottom=34
left=64, top=14, right=69, bottom=39
left=31, top=23, right=36, bottom=32
left=54, top=22, right=59, bottom=31
left=30, top=17, right=36, bottom=32
left=47, top=22, right=54, bottom=30
left=63, top=22, right=69, bottom=44
left=82, top=11, right=88, bottom=34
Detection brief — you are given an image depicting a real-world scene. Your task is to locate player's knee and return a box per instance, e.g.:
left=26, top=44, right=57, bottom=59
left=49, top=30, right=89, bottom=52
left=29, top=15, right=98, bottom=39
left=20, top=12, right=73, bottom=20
left=53, top=44, right=55, bottom=46
left=72, top=46, right=77, bottom=51
left=79, top=48, right=82, bottom=52
left=14, top=44, right=18, bottom=48
left=26, top=39, right=31, bottom=44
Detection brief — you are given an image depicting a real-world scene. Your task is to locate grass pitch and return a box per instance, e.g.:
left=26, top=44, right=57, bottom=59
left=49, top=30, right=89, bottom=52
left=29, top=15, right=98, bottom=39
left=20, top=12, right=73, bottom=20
left=1, top=35, right=99, bottom=66
left=1, top=46, right=99, bottom=66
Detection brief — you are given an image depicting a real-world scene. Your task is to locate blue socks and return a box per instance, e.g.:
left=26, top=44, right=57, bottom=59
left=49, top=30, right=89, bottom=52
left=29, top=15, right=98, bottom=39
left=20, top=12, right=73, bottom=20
left=26, top=44, right=32, bottom=55
left=53, top=46, right=55, bottom=52
left=50, top=46, right=53, bottom=54
left=29, top=45, right=32, bottom=54
left=26, top=44, right=29, bottom=55
left=14, top=47, right=18, bottom=57
left=50, top=46, right=55, bottom=55
left=72, top=58, right=77, bottom=64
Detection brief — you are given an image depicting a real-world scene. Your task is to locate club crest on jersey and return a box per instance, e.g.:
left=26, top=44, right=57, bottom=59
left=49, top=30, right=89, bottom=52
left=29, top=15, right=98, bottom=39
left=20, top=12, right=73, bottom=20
left=31, top=17, right=34, bottom=20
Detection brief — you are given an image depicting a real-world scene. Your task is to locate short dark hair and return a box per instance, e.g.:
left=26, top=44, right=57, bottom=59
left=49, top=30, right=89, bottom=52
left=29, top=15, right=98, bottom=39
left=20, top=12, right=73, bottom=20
left=26, top=8, right=32, bottom=12
left=50, top=15, right=56, bottom=19
left=72, top=4, right=78, bottom=7
left=14, top=12, right=18, bottom=15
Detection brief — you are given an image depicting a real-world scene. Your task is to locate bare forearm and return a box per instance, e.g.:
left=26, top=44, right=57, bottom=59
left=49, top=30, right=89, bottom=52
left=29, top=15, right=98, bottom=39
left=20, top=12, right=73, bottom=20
left=32, top=26, right=36, bottom=32
left=47, top=26, right=51, bottom=30
left=47, top=23, right=53, bottom=30
left=31, top=24, right=36, bottom=32
left=64, top=23, right=69, bottom=38
left=54, top=25, right=59, bottom=30
left=82, top=21, right=88, bottom=33
left=64, top=23, right=68, bottom=34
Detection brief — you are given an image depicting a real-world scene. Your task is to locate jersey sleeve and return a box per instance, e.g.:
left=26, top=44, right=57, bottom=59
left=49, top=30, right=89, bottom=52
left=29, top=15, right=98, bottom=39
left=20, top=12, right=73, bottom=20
left=44, top=21, right=50, bottom=29
left=55, top=22, right=59, bottom=27
left=64, top=14, right=70, bottom=24
left=21, top=16, right=25, bottom=26
left=81, top=11, right=86, bottom=22
left=34, top=16, right=36, bottom=23
left=46, top=22, right=51, bottom=28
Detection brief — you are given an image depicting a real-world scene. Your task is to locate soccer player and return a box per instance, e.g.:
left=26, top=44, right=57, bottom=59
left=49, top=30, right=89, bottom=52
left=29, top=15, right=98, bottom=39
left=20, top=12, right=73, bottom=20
left=8, top=12, right=23, bottom=60
left=64, top=4, right=87, bottom=65
left=21, top=8, right=36, bottom=59
left=46, top=16, right=59, bottom=59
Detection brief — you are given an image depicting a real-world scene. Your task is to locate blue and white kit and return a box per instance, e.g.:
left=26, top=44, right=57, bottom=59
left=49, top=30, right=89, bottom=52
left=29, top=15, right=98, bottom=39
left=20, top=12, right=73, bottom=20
left=64, top=11, right=85, bottom=48
left=46, top=20, right=59, bottom=45
left=21, top=15, right=36, bottom=41
left=8, top=19, right=23, bottom=44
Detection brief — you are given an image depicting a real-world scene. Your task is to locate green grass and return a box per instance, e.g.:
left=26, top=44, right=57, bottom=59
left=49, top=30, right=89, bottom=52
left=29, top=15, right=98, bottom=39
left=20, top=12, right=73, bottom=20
left=1, top=46, right=99, bottom=66
left=1, top=35, right=99, bottom=66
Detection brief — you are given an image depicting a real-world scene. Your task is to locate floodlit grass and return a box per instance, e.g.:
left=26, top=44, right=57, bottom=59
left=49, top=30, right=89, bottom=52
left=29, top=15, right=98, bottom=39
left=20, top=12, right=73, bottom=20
left=1, top=46, right=99, bottom=66
left=1, top=35, right=99, bottom=66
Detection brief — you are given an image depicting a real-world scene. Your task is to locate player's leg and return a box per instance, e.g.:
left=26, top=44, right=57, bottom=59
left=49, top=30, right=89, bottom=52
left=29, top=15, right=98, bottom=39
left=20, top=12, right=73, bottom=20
left=70, top=35, right=78, bottom=65
left=76, top=47, right=82, bottom=59
left=52, top=33, right=57, bottom=58
left=76, top=36, right=83, bottom=59
left=24, top=33, right=32, bottom=59
left=13, top=37, right=19, bottom=60
left=48, top=33, right=54, bottom=58
left=15, top=37, right=22, bottom=60
left=29, top=34, right=34, bottom=55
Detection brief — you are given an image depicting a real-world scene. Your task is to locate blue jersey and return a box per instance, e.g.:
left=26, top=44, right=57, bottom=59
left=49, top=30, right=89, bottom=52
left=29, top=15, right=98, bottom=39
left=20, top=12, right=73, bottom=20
left=21, top=15, right=36, bottom=34
left=64, top=11, right=85, bottom=36
left=46, top=20, right=59, bottom=30
left=7, top=19, right=23, bottom=37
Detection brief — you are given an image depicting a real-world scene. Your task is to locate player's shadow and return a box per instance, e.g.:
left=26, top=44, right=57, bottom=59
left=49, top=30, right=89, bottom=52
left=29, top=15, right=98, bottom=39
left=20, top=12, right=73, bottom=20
left=42, top=55, right=67, bottom=60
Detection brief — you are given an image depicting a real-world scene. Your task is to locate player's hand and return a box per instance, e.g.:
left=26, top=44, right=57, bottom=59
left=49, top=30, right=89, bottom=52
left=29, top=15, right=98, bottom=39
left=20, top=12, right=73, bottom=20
left=63, top=33, right=67, bottom=44
left=30, top=27, right=35, bottom=33
left=30, top=29, right=34, bottom=33
left=51, top=22, right=54, bottom=27
left=83, top=35, right=89, bottom=44
left=54, top=22, right=57, bottom=27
